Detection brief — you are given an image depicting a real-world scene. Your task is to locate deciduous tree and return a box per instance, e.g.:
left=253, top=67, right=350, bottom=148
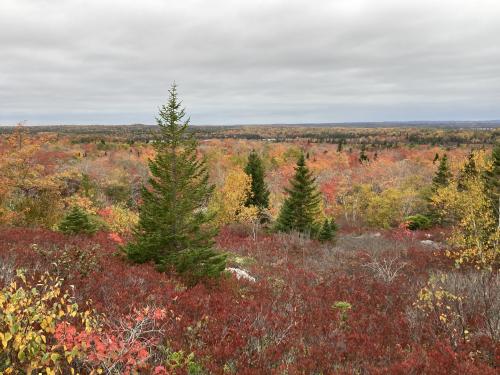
left=210, top=168, right=259, bottom=227
left=432, top=155, right=499, bottom=269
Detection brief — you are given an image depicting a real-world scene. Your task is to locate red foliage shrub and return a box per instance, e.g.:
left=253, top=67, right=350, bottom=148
left=0, top=227, right=497, bottom=373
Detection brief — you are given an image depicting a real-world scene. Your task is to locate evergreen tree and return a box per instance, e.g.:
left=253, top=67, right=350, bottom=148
left=125, top=84, right=226, bottom=281
left=337, top=140, right=343, bottom=153
left=483, top=144, right=500, bottom=225
left=432, top=154, right=452, bottom=191
left=275, top=153, right=322, bottom=236
left=318, top=218, right=337, bottom=243
left=432, top=153, right=439, bottom=164
left=58, top=206, right=96, bottom=235
left=244, top=150, right=270, bottom=210
left=359, top=144, right=369, bottom=164
left=457, top=151, right=478, bottom=191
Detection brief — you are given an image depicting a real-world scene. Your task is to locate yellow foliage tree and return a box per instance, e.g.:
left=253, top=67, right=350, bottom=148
left=210, top=169, right=259, bottom=227
left=0, top=125, right=70, bottom=227
left=338, top=183, right=425, bottom=228
left=432, top=162, right=499, bottom=269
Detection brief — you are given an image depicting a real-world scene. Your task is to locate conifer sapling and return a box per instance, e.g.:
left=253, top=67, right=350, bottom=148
left=275, top=153, right=322, bottom=237
left=244, top=149, right=270, bottom=213
left=58, top=206, right=96, bottom=235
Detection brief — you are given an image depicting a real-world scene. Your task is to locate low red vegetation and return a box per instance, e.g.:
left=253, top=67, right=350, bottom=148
left=0, top=227, right=497, bottom=374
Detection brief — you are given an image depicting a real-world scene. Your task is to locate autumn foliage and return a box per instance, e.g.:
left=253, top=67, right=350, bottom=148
left=0, top=124, right=498, bottom=373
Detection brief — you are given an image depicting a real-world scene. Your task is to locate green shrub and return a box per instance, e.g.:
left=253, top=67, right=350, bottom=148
left=405, top=214, right=432, bottom=230
left=58, top=206, right=97, bottom=235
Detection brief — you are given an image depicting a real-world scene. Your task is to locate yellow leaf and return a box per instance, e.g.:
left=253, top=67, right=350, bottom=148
left=0, top=332, right=12, bottom=348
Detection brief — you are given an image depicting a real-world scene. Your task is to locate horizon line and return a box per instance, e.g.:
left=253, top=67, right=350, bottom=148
left=1, top=119, right=500, bottom=127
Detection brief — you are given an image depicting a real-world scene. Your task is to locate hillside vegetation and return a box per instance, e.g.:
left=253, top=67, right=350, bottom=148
left=0, top=89, right=498, bottom=374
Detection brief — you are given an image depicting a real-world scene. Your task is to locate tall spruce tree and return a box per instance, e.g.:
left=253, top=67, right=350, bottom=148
left=244, top=150, right=270, bottom=210
left=125, top=84, right=226, bottom=280
left=432, top=154, right=452, bottom=191
left=275, top=153, right=322, bottom=236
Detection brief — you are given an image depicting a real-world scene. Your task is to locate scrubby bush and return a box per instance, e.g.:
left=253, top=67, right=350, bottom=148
left=32, top=243, right=101, bottom=279
left=11, top=190, right=65, bottom=228
left=103, top=183, right=131, bottom=205
left=412, top=270, right=500, bottom=350
left=0, top=270, right=97, bottom=373
left=98, top=204, right=139, bottom=234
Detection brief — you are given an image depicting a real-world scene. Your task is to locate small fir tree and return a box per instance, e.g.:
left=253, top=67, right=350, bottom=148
left=125, top=84, right=226, bottom=281
left=275, top=153, right=322, bottom=236
left=337, top=139, right=343, bottom=153
left=244, top=150, right=270, bottom=210
left=457, top=151, right=478, bottom=191
left=429, top=153, right=453, bottom=224
left=359, top=144, right=369, bottom=164
left=58, top=206, right=96, bottom=235
left=432, top=154, right=452, bottom=191
left=483, top=144, right=500, bottom=226
left=318, top=218, right=337, bottom=242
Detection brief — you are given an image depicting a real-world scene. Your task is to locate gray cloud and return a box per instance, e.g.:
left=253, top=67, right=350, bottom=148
left=1, top=0, right=499, bottom=125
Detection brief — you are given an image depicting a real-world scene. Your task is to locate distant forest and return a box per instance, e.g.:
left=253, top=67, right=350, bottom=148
left=1, top=122, right=498, bottom=148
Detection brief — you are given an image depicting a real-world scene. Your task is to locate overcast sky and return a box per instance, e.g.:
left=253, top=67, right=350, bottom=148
left=1, top=0, right=499, bottom=125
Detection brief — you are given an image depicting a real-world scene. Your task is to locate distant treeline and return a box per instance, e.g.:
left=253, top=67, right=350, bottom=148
left=0, top=124, right=498, bottom=147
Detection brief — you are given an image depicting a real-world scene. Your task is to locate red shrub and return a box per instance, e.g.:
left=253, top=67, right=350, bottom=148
left=0, top=227, right=496, bottom=373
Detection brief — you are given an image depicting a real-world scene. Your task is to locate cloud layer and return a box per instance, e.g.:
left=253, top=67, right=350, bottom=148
left=1, top=0, right=499, bottom=124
